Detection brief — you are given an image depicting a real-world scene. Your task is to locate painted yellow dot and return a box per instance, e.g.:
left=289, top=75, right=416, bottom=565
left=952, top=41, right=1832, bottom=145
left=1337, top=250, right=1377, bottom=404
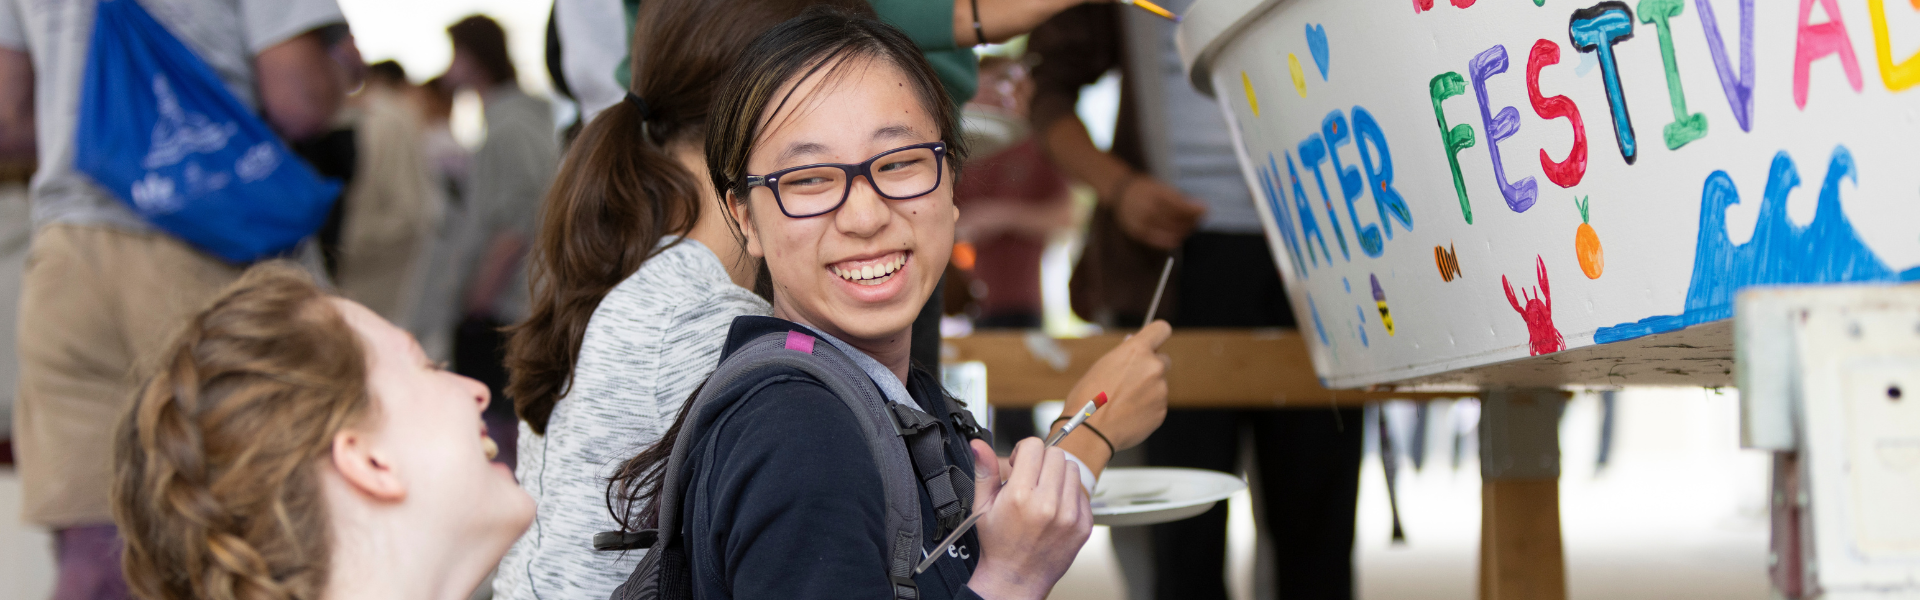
left=1288, top=53, right=1308, bottom=97
left=1241, top=71, right=1260, bottom=117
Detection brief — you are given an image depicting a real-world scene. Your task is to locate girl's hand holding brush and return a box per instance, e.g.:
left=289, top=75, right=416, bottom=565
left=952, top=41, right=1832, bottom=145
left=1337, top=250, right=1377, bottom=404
left=960, top=438, right=1092, bottom=600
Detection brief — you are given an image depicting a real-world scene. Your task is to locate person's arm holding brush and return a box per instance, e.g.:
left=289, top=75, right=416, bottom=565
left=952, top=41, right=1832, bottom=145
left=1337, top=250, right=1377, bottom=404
left=1045, top=320, right=1173, bottom=479
left=1028, top=5, right=1206, bottom=251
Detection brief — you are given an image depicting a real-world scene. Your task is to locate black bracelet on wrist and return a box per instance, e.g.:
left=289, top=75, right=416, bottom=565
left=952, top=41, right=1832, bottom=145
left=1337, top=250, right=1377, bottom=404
left=1081, top=423, right=1117, bottom=458
left=1051, top=417, right=1117, bottom=459
left=971, top=0, right=988, bottom=46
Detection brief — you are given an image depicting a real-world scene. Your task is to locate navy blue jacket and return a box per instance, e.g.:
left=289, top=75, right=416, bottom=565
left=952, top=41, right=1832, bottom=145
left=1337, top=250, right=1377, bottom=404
left=685, top=316, right=987, bottom=600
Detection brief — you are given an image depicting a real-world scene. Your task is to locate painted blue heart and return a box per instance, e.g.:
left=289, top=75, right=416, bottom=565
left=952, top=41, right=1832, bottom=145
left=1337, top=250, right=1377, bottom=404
left=1305, top=23, right=1330, bottom=80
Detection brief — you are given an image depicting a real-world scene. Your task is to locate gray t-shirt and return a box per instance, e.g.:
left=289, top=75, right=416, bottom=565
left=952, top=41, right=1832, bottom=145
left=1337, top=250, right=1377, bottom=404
left=1143, top=0, right=1261, bottom=234
left=496, top=238, right=770, bottom=600
left=0, top=0, right=344, bottom=231
left=405, top=85, right=557, bottom=354
left=464, top=85, right=557, bottom=323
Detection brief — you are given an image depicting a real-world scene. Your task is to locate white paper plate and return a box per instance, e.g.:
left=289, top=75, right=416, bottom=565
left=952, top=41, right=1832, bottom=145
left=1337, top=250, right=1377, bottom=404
left=1091, top=467, right=1246, bottom=527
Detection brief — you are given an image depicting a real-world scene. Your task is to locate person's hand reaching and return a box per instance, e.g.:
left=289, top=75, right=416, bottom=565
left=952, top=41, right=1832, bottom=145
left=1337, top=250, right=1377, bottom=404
left=1060, top=320, right=1171, bottom=452
left=1112, top=175, right=1205, bottom=250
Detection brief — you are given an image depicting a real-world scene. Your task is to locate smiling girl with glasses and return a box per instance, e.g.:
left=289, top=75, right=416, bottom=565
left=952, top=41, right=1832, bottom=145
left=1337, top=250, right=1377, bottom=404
left=514, top=0, right=1178, bottom=597
left=601, top=8, right=1158, bottom=599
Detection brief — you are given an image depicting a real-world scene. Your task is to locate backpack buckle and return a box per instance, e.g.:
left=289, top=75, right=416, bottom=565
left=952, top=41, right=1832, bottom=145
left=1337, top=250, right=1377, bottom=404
left=888, top=403, right=939, bottom=436
left=592, top=529, right=659, bottom=551
left=890, top=574, right=920, bottom=599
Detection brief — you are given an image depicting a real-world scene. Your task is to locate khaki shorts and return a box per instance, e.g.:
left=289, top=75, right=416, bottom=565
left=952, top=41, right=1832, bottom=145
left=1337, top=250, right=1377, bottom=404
left=12, top=224, right=241, bottom=528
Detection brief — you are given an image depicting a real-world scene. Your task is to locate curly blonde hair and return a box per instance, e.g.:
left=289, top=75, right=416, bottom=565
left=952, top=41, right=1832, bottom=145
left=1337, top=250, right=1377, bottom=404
left=112, top=263, right=374, bottom=600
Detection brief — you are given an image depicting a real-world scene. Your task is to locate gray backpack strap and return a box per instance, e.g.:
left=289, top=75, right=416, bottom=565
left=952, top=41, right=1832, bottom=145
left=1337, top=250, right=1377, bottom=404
left=720, top=330, right=925, bottom=599
left=888, top=404, right=973, bottom=534
left=608, top=329, right=934, bottom=600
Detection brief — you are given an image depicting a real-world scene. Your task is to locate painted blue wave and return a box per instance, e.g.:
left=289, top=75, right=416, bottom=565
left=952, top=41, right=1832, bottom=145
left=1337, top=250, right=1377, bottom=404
left=1595, top=146, right=1920, bottom=344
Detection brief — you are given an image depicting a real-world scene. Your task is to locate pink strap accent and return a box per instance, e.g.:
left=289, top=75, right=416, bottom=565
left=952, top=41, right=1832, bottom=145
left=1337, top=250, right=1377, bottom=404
left=784, top=330, right=816, bottom=353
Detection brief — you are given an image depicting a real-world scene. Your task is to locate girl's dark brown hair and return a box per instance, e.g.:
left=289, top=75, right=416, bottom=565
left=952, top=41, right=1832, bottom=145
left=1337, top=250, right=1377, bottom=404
left=113, top=263, right=374, bottom=600
left=705, top=6, right=968, bottom=208
left=447, top=15, right=517, bottom=85
left=607, top=6, right=966, bottom=532
left=505, top=0, right=873, bottom=434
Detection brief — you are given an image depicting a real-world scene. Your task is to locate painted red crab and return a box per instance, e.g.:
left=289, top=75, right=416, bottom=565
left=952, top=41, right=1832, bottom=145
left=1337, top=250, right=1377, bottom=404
left=1503, top=255, right=1565, bottom=355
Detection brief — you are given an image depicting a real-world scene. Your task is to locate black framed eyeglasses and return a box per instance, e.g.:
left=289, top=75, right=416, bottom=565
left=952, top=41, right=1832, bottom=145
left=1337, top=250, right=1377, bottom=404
left=742, top=142, right=948, bottom=218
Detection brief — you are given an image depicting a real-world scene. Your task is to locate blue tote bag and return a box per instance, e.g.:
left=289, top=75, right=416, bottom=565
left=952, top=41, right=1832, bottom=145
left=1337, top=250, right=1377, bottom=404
left=73, top=0, right=340, bottom=264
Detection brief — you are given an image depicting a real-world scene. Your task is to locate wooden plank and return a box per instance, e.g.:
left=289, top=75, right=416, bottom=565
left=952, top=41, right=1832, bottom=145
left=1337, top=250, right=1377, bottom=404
left=941, top=330, right=1476, bottom=408
left=1479, top=479, right=1568, bottom=600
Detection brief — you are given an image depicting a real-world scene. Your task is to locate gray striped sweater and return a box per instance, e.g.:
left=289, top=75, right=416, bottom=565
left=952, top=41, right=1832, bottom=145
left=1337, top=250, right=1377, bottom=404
left=494, top=238, right=769, bottom=600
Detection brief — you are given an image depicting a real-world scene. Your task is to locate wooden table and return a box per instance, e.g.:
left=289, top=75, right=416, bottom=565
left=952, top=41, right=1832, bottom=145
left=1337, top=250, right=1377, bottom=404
left=944, top=330, right=1568, bottom=600
left=941, top=329, right=1477, bottom=408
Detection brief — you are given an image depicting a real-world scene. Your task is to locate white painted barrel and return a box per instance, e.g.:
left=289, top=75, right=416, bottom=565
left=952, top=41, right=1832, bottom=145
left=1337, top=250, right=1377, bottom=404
left=1176, top=0, right=1920, bottom=388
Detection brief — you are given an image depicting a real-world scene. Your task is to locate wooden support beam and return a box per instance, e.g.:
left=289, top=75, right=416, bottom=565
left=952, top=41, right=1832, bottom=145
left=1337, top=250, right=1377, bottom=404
left=1477, top=389, right=1570, bottom=600
left=1480, top=480, right=1568, bottom=600
left=941, top=330, right=1474, bottom=408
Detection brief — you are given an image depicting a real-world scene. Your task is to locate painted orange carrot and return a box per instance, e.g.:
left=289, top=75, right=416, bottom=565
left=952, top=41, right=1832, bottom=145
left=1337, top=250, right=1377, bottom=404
left=1574, top=196, right=1604, bottom=279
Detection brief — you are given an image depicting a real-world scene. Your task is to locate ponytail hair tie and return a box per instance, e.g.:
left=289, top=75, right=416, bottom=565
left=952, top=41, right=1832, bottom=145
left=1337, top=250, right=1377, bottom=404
left=624, top=92, right=653, bottom=120
left=625, top=92, right=657, bottom=143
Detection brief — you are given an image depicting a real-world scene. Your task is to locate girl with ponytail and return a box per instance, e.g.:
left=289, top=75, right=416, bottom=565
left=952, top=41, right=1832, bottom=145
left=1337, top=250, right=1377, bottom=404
left=505, top=1, right=1170, bottom=597
left=495, top=1, right=872, bottom=598
left=113, top=263, right=533, bottom=600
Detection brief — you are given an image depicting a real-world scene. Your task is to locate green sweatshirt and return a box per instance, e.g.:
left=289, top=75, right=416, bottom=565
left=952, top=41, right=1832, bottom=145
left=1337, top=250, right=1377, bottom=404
left=870, top=0, right=979, bottom=105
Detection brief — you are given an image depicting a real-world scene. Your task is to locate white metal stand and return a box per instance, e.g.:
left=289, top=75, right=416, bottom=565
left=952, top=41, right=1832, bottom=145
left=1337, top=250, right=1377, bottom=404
left=1738, top=286, right=1920, bottom=599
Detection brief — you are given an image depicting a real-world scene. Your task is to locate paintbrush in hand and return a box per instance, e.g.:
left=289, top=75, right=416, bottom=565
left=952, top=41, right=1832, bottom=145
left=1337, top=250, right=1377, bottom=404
left=913, top=393, right=1109, bottom=575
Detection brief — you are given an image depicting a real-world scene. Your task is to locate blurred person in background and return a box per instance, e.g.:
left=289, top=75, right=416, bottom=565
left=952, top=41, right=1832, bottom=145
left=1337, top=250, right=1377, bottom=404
left=298, top=23, right=368, bottom=279
left=544, top=0, right=625, bottom=137
left=0, top=0, right=354, bottom=596
left=1029, top=3, right=1364, bottom=599
left=0, top=27, right=25, bottom=167
left=417, top=74, right=472, bottom=204
left=0, top=16, right=27, bottom=467
left=403, top=73, right=472, bottom=364
left=1, top=21, right=31, bottom=466
left=440, top=14, right=559, bottom=471
left=0, top=28, right=26, bottom=168
left=333, top=60, right=448, bottom=329
left=0, top=181, right=20, bottom=466
left=952, top=54, right=1074, bottom=449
